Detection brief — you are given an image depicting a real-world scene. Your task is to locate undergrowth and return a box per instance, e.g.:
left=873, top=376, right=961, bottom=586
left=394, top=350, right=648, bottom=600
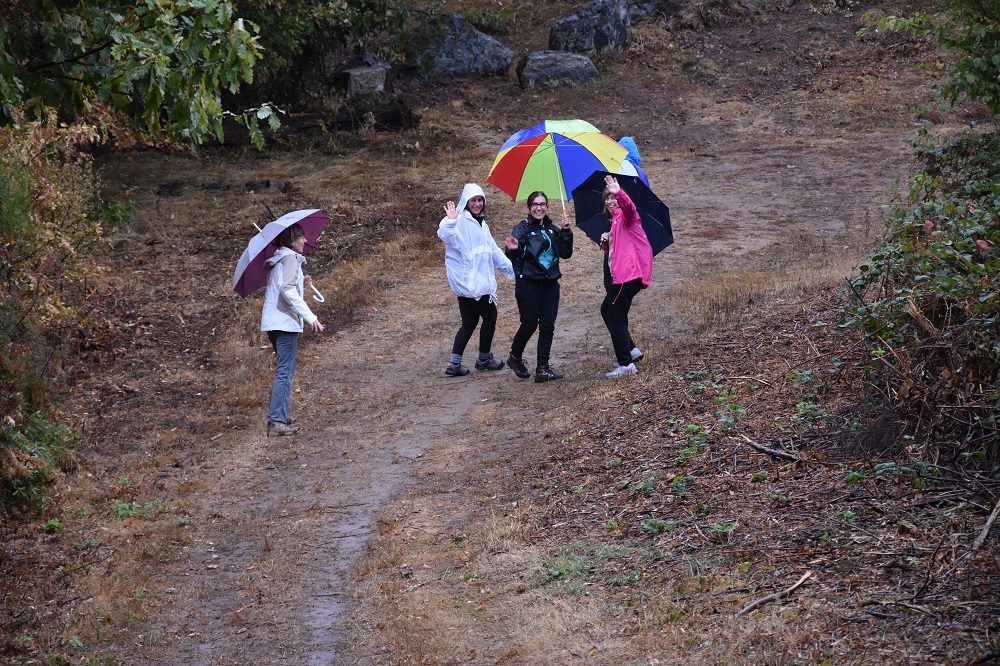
left=849, top=127, right=1000, bottom=461
left=0, top=116, right=135, bottom=513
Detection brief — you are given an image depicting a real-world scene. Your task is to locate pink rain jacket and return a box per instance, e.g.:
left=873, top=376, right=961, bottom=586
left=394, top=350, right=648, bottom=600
left=606, top=189, right=653, bottom=287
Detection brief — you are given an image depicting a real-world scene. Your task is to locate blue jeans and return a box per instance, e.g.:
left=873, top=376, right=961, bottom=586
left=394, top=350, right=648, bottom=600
left=267, top=331, right=299, bottom=423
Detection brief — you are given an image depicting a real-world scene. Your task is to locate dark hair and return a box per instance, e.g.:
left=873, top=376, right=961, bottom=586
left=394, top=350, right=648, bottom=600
left=465, top=194, right=486, bottom=216
left=603, top=188, right=614, bottom=218
left=526, top=191, right=548, bottom=208
left=277, top=223, right=305, bottom=249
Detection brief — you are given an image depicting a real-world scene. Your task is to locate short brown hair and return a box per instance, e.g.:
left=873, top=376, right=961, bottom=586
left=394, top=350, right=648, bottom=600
left=277, top=223, right=305, bottom=248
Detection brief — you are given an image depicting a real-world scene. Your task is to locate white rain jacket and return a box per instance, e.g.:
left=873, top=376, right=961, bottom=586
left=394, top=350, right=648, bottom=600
left=437, top=183, right=515, bottom=299
left=260, top=246, right=318, bottom=333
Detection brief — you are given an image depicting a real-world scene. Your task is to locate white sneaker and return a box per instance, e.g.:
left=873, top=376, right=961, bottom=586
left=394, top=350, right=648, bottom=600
left=606, top=363, right=638, bottom=378
left=630, top=347, right=644, bottom=361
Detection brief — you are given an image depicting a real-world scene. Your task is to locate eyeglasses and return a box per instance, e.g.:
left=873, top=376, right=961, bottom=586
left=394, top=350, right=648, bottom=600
left=530, top=202, right=548, bottom=209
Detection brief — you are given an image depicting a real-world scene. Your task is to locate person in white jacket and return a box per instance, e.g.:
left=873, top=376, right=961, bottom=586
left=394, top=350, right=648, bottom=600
left=261, top=223, right=324, bottom=435
left=437, top=183, right=515, bottom=376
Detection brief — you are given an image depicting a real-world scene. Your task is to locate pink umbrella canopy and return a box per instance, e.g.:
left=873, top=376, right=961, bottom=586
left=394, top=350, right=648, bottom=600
left=232, top=209, right=330, bottom=297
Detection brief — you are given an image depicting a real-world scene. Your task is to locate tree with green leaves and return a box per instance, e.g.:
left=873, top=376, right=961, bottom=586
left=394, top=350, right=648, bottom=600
left=0, top=0, right=279, bottom=148
left=864, top=0, right=1000, bottom=115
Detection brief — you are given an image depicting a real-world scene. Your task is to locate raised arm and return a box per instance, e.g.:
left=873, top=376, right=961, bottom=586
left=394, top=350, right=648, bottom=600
left=437, top=200, right=461, bottom=245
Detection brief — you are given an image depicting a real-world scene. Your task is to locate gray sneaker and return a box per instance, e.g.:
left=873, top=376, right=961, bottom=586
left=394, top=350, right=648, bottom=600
left=267, top=421, right=301, bottom=437
left=630, top=347, right=644, bottom=362
left=475, top=355, right=506, bottom=371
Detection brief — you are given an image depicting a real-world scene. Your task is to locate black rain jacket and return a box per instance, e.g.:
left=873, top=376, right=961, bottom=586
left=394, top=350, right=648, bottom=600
left=505, top=216, right=574, bottom=280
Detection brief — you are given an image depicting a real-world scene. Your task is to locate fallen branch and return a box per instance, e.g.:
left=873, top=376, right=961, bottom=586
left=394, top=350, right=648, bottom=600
left=865, top=609, right=902, bottom=620
left=719, top=375, right=773, bottom=387
left=736, top=435, right=803, bottom=462
left=862, top=599, right=935, bottom=616
left=970, top=494, right=1000, bottom=554
left=735, top=571, right=813, bottom=617
left=735, top=435, right=842, bottom=467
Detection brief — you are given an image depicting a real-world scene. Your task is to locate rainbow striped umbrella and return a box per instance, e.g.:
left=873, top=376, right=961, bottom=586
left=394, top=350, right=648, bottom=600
left=486, top=119, right=633, bottom=206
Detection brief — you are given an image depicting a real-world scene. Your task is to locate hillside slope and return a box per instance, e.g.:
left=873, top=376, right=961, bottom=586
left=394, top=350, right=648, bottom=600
left=4, top=1, right=998, bottom=664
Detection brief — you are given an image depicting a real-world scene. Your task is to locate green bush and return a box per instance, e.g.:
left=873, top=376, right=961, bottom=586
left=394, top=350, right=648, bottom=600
left=849, top=129, right=1000, bottom=457
left=1, top=413, right=75, bottom=512
left=863, top=0, right=1000, bottom=116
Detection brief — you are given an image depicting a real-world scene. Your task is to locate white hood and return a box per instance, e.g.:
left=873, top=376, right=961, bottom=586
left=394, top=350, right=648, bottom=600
left=437, top=183, right=514, bottom=299
left=456, top=183, right=486, bottom=216
left=265, top=245, right=306, bottom=268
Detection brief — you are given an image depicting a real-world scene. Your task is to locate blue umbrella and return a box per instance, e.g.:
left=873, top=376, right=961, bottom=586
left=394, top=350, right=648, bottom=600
left=572, top=171, right=673, bottom=255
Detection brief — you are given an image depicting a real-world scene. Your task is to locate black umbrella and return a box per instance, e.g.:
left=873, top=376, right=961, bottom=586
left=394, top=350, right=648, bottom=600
left=572, top=171, right=673, bottom=255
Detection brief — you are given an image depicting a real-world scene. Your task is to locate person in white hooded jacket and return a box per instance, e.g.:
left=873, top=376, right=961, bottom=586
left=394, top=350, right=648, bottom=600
left=261, top=223, right=324, bottom=436
left=437, top=183, right=515, bottom=376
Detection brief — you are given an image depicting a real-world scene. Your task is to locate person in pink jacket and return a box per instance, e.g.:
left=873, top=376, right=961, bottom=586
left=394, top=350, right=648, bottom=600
left=599, top=175, right=653, bottom=378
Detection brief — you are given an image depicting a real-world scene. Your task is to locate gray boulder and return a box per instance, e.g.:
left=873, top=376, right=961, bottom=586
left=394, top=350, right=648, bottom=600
left=549, top=0, right=631, bottom=55
left=341, top=66, right=387, bottom=99
left=629, top=0, right=661, bottom=20
left=404, top=16, right=514, bottom=83
left=516, top=51, right=599, bottom=88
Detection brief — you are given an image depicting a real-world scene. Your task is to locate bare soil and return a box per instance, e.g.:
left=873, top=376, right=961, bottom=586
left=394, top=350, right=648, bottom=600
left=4, top=0, right=999, bottom=664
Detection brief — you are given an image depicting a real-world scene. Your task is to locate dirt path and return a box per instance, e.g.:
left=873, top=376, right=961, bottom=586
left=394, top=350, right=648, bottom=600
left=129, top=121, right=927, bottom=663
left=54, top=6, right=965, bottom=660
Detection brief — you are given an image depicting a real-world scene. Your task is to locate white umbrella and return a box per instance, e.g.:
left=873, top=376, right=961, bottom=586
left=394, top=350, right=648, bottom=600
left=233, top=209, right=328, bottom=301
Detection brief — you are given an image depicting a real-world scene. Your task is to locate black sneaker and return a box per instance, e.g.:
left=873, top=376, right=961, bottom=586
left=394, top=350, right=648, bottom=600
left=475, top=355, right=505, bottom=371
left=534, top=364, right=563, bottom=383
left=445, top=363, right=470, bottom=376
left=507, top=354, right=531, bottom=379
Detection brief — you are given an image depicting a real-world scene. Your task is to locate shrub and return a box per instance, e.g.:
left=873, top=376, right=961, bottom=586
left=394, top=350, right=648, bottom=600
left=0, top=114, right=124, bottom=511
left=0, top=413, right=75, bottom=512
left=849, top=128, right=1000, bottom=458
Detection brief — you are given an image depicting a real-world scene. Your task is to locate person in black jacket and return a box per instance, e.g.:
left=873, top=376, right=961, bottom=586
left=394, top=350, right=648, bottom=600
left=503, top=191, right=574, bottom=382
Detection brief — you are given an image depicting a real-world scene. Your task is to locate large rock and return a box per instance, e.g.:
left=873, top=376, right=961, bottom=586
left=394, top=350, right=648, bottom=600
left=340, top=66, right=387, bottom=99
left=403, top=16, right=514, bottom=83
left=629, top=0, right=662, bottom=20
left=516, top=51, right=599, bottom=88
left=549, top=0, right=631, bottom=55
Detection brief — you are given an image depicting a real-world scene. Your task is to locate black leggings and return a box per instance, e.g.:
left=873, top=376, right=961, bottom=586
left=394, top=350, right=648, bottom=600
left=452, top=295, right=498, bottom=356
left=511, top=278, right=560, bottom=367
left=603, top=255, right=636, bottom=353
left=601, top=278, right=643, bottom=366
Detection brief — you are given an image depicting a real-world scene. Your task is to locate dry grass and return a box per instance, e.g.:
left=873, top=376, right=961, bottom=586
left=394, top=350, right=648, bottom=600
left=673, top=250, right=863, bottom=327
left=344, top=263, right=998, bottom=664
left=5, top=0, right=989, bottom=663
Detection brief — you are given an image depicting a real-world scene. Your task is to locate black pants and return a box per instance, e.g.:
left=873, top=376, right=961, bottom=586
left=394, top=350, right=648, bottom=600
left=603, top=255, right=636, bottom=352
left=511, top=278, right=559, bottom=367
left=601, top=278, right=643, bottom=366
left=452, top=295, right=498, bottom=356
